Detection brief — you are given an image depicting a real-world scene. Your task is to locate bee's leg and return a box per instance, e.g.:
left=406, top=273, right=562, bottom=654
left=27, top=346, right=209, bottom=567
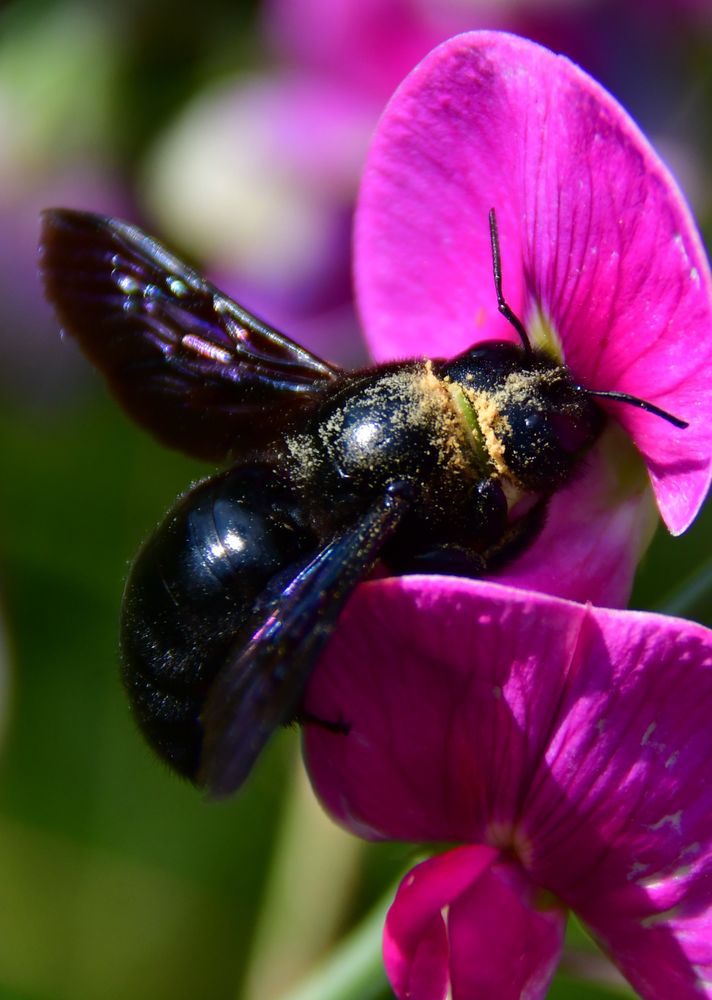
left=295, top=708, right=351, bottom=735
left=392, top=546, right=488, bottom=578
left=481, top=498, right=548, bottom=570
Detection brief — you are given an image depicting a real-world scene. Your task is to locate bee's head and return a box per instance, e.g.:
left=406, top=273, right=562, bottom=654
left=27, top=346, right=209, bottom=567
left=438, top=209, right=688, bottom=495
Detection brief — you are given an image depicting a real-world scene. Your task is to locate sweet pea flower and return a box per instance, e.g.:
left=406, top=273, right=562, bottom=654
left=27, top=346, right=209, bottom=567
left=303, top=577, right=712, bottom=999
left=301, top=32, right=712, bottom=997
left=354, top=31, right=712, bottom=607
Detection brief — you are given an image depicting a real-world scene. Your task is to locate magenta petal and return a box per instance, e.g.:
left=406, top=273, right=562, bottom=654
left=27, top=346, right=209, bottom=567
left=304, top=579, right=712, bottom=993
left=384, top=846, right=498, bottom=1000
left=303, top=577, right=589, bottom=841
left=355, top=31, right=712, bottom=533
left=384, top=848, right=565, bottom=1000
left=448, top=860, right=565, bottom=1000
left=519, top=605, right=712, bottom=997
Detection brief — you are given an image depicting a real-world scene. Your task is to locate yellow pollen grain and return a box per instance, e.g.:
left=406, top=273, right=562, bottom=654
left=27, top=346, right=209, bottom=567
left=387, top=361, right=475, bottom=477
left=463, top=387, right=511, bottom=477
left=283, top=430, right=320, bottom=486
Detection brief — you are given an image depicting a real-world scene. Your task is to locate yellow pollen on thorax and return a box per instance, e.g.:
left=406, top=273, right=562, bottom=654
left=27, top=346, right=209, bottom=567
left=461, top=387, right=511, bottom=477
left=407, top=361, right=479, bottom=476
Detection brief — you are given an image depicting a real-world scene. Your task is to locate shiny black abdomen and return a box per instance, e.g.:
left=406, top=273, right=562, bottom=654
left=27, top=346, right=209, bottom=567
left=121, top=463, right=315, bottom=778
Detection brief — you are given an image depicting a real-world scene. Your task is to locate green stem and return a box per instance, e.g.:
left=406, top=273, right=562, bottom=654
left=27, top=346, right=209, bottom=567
left=240, top=756, right=365, bottom=1000
left=653, top=556, right=712, bottom=623
left=276, top=888, right=393, bottom=1000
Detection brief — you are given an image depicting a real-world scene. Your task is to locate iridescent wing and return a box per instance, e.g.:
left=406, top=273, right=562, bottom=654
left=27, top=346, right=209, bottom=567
left=198, top=482, right=411, bottom=797
left=39, top=210, right=342, bottom=461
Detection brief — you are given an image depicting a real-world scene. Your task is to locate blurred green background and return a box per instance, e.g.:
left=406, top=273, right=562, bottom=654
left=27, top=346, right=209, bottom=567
left=0, top=1, right=710, bottom=998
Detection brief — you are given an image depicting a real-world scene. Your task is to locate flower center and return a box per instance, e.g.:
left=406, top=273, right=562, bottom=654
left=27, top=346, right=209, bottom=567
left=527, top=302, right=564, bottom=363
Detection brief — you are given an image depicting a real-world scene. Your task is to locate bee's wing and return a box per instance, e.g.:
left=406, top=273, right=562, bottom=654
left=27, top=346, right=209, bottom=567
left=198, top=483, right=411, bottom=797
left=39, top=210, right=342, bottom=462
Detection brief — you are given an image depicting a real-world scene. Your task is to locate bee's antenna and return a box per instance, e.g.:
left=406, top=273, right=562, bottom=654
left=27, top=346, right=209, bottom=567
left=489, top=208, right=532, bottom=356
left=587, top=389, right=688, bottom=429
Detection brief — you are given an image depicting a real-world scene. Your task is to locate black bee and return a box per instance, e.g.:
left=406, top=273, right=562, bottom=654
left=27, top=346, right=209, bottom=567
left=39, top=209, right=687, bottom=797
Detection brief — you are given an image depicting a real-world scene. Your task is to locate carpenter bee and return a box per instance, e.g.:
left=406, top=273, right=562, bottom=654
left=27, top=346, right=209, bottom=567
left=39, top=209, right=687, bottom=797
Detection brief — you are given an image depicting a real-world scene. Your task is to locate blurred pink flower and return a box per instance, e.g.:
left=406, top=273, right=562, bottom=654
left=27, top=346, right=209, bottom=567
left=304, top=578, right=712, bottom=999
left=2, top=166, right=128, bottom=401
left=354, top=32, right=712, bottom=605
left=0, top=6, right=128, bottom=402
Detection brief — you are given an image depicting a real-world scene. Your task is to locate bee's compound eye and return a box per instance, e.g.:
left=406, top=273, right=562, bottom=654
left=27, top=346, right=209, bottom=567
left=548, top=411, right=597, bottom=454
left=523, top=410, right=593, bottom=455
left=396, top=546, right=488, bottom=577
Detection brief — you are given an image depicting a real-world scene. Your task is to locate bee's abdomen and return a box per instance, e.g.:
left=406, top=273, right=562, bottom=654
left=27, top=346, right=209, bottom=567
left=120, top=463, right=315, bottom=780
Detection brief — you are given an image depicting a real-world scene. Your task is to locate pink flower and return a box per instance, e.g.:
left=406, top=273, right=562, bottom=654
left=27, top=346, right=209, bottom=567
left=354, top=31, right=712, bottom=606
left=301, top=33, right=712, bottom=999
left=303, top=578, right=712, bottom=999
